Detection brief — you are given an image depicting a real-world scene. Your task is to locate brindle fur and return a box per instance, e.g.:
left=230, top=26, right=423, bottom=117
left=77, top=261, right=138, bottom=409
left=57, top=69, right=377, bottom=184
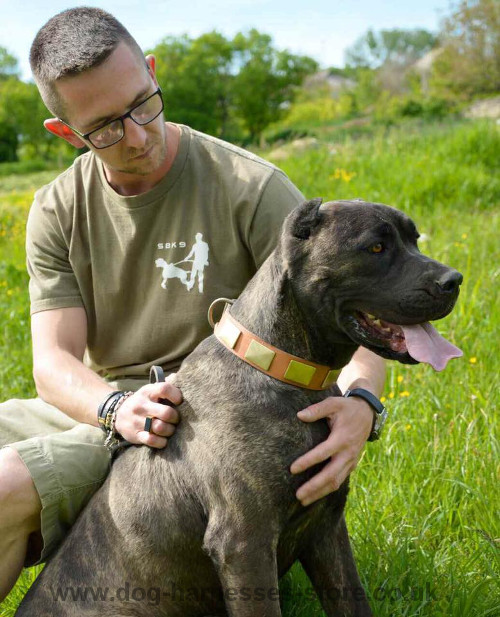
left=16, top=199, right=462, bottom=617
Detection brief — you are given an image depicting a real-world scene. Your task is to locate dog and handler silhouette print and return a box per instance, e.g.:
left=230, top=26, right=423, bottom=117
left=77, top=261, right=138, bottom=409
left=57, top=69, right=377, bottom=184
left=155, top=233, right=210, bottom=293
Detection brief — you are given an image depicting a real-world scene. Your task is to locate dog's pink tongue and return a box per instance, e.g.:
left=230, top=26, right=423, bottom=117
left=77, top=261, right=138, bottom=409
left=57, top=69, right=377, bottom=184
left=401, top=322, right=462, bottom=371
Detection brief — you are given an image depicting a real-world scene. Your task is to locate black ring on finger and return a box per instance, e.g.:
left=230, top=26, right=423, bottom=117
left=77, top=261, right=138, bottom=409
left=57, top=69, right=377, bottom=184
left=144, top=416, right=154, bottom=433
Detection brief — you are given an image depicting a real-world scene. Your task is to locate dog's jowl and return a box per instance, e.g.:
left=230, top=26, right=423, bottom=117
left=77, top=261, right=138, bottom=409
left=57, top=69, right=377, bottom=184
left=16, top=199, right=462, bottom=617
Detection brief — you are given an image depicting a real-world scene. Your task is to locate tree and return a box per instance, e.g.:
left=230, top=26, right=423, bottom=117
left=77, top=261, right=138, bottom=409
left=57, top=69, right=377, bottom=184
left=431, top=0, right=500, bottom=97
left=345, top=28, right=438, bottom=69
left=0, top=78, right=54, bottom=157
left=0, top=46, right=19, bottom=80
left=0, top=120, right=18, bottom=161
left=151, top=32, right=233, bottom=137
left=152, top=30, right=318, bottom=142
left=231, top=30, right=318, bottom=141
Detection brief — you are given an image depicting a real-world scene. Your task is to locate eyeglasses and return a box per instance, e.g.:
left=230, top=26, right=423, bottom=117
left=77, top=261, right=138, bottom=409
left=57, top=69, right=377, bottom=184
left=62, top=88, right=164, bottom=149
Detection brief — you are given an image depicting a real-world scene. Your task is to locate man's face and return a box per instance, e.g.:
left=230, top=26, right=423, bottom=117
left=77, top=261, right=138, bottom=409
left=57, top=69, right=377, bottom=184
left=55, top=42, right=167, bottom=176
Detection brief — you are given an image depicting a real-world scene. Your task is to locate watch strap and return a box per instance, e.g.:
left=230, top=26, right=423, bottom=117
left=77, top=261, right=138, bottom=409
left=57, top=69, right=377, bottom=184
left=344, top=388, right=386, bottom=441
left=344, top=388, right=384, bottom=414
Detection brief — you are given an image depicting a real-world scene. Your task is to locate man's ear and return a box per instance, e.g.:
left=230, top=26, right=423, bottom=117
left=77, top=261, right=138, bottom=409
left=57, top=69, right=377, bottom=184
left=146, top=54, right=158, bottom=85
left=44, top=119, right=87, bottom=148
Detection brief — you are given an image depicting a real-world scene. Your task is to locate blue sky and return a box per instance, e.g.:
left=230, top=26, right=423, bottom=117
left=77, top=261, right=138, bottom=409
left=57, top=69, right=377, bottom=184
left=1, top=0, right=453, bottom=81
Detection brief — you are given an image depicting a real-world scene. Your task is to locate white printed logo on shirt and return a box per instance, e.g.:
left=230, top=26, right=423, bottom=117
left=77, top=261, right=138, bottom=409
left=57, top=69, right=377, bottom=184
left=155, top=233, right=209, bottom=293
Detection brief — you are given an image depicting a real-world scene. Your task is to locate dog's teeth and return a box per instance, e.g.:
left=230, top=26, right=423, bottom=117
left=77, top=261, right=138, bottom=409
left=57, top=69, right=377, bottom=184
left=373, top=319, right=382, bottom=326
left=366, top=313, right=376, bottom=319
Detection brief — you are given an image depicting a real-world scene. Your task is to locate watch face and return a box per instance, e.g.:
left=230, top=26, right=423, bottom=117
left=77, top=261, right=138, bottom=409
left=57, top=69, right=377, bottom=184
left=374, top=407, right=388, bottom=436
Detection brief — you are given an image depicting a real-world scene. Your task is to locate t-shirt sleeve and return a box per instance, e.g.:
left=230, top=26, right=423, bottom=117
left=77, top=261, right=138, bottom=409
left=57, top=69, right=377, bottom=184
left=248, top=169, right=306, bottom=269
left=26, top=196, right=84, bottom=315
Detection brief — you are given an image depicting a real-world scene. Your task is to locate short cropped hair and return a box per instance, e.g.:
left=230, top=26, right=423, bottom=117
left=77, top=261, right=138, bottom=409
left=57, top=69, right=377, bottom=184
left=29, top=6, right=145, bottom=119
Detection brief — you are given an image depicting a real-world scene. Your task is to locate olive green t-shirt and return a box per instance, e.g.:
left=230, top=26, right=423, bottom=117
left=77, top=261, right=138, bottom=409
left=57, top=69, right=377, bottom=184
left=26, top=124, right=305, bottom=378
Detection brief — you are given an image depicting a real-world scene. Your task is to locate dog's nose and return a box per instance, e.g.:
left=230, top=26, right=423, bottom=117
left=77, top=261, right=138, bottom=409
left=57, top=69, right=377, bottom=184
left=435, top=270, right=463, bottom=294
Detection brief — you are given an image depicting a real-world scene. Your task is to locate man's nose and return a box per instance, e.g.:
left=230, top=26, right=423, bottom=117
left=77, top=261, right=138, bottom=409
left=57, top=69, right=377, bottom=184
left=122, top=117, right=147, bottom=149
left=435, top=270, right=463, bottom=294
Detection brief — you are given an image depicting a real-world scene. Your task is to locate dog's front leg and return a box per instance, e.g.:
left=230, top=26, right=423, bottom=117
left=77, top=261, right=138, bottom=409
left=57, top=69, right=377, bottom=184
left=299, top=510, right=372, bottom=617
left=203, top=518, right=282, bottom=617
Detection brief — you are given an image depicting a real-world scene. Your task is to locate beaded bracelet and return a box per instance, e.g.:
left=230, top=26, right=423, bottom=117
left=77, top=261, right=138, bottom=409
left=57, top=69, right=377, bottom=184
left=98, top=391, right=123, bottom=430
left=103, top=391, right=133, bottom=451
left=103, top=392, right=128, bottom=431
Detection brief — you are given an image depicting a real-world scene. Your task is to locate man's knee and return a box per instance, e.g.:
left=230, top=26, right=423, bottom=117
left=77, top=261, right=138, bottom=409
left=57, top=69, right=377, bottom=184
left=0, top=447, right=41, bottom=533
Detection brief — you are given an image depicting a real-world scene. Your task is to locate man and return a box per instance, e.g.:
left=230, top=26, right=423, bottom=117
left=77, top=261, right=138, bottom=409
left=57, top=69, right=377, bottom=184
left=185, top=233, right=209, bottom=292
left=0, top=7, right=385, bottom=601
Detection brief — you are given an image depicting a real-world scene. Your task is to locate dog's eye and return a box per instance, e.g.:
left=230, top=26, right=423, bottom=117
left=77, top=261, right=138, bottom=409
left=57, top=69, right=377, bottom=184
left=369, top=243, right=385, bottom=254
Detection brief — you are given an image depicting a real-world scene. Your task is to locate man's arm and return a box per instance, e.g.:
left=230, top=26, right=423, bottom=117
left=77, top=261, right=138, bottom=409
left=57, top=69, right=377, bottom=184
left=31, top=307, right=181, bottom=448
left=336, top=345, right=386, bottom=398
left=290, top=347, right=386, bottom=506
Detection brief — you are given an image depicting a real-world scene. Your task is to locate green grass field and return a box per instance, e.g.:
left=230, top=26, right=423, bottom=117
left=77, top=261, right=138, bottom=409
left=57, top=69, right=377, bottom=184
left=0, top=119, right=499, bottom=616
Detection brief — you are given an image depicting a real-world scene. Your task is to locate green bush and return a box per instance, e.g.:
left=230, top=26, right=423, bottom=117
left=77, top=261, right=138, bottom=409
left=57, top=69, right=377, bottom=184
left=0, top=159, right=58, bottom=176
left=263, top=127, right=314, bottom=146
left=372, top=93, right=457, bottom=123
left=0, top=121, right=18, bottom=162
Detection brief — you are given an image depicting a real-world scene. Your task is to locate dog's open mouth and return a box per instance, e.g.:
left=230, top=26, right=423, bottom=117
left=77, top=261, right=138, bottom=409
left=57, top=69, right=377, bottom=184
left=356, top=313, right=407, bottom=352
left=352, top=311, right=462, bottom=371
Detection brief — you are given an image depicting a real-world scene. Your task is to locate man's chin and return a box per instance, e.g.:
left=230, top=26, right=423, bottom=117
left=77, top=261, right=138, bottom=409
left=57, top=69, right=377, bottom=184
left=118, top=143, right=167, bottom=176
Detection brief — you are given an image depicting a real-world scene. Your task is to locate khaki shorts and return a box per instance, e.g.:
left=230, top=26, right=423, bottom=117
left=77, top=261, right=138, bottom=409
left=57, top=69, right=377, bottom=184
left=0, top=378, right=149, bottom=565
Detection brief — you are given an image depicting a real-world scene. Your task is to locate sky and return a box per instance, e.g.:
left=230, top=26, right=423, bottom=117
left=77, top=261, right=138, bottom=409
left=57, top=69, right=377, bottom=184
left=1, top=0, right=454, bottom=81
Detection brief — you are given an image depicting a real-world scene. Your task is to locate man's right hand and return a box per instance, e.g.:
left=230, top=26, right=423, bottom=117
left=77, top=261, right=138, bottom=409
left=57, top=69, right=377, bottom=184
left=114, top=378, right=182, bottom=448
left=31, top=307, right=182, bottom=447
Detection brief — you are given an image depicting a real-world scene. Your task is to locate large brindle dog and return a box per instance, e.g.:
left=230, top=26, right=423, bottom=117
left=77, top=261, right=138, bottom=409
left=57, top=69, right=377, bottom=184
left=17, top=199, right=462, bottom=616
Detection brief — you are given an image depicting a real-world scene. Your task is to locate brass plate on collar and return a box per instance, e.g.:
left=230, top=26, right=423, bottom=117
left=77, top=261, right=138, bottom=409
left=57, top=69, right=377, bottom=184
left=244, top=339, right=276, bottom=370
left=217, top=320, right=241, bottom=349
left=284, top=360, right=316, bottom=386
left=321, top=369, right=340, bottom=389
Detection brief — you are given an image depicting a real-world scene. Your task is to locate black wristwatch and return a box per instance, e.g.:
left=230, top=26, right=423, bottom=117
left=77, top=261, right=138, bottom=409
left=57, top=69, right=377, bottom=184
left=344, top=388, right=388, bottom=441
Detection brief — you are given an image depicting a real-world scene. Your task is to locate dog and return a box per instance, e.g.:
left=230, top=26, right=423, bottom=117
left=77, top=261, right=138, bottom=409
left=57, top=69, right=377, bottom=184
left=155, top=258, right=190, bottom=289
left=16, top=199, right=463, bottom=616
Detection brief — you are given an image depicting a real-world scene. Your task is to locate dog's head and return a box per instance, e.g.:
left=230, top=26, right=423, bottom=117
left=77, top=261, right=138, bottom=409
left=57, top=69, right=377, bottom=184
left=281, top=198, right=463, bottom=370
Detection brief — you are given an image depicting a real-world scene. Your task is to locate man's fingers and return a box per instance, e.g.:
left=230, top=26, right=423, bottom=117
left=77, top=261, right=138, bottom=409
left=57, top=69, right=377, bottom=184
left=165, top=372, right=178, bottom=385
left=290, top=439, right=334, bottom=474
left=137, top=431, right=168, bottom=449
left=142, top=381, right=183, bottom=406
left=136, top=403, right=178, bottom=433
left=296, top=397, right=342, bottom=422
left=295, top=458, right=353, bottom=506
left=147, top=401, right=180, bottom=424
left=291, top=395, right=372, bottom=507
left=149, top=418, right=176, bottom=437
left=157, top=381, right=183, bottom=405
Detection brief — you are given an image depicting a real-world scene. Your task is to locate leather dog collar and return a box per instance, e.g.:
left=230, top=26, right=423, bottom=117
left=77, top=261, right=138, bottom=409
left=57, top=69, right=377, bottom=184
left=209, top=299, right=340, bottom=391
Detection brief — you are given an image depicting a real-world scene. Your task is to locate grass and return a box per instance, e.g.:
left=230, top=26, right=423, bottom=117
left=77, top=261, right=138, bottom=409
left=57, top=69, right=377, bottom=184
left=1, top=119, right=499, bottom=616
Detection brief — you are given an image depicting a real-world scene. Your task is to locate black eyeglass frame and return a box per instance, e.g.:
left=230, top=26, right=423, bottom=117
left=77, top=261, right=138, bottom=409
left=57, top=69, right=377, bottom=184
left=60, top=87, right=164, bottom=149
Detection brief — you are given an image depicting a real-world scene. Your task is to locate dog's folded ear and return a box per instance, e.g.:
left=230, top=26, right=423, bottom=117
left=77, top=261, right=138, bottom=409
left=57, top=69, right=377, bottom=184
left=286, top=198, right=324, bottom=240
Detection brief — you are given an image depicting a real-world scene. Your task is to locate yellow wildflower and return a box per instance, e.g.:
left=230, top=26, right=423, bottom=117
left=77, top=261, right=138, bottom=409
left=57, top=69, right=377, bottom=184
left=397, top=375, right=404, bottom=383
left=330, top=168, right=356, bottom=183
left=469, top=357, right=477, bottom=364
left=400, top=391, right=410, bottom=397
left=342, top=169, right=356, bottom=182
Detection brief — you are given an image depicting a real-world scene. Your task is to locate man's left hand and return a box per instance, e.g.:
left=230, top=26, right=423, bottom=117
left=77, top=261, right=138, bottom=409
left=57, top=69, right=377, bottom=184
left=290, top=396, right=374, bottom=506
